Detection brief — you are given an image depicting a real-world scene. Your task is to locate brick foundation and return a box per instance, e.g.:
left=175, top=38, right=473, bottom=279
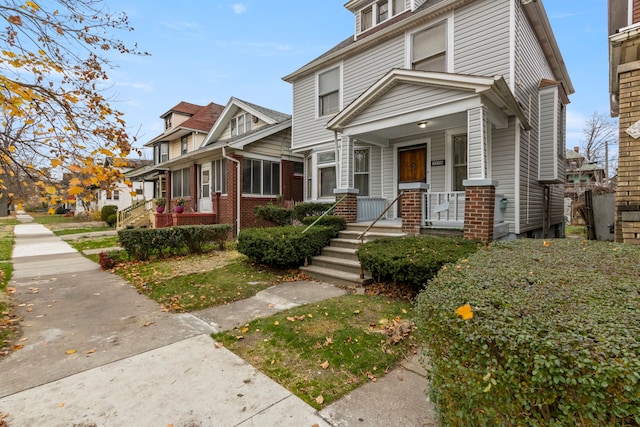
left=334, top=190, right=358, bottom=223
left=463, top=185, right=496, bottom=242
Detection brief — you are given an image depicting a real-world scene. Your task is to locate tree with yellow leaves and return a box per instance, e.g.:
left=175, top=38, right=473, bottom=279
left=0, top=0, right=146, bottom=215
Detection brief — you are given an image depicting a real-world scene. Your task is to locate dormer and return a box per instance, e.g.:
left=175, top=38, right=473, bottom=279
left=346, top=0, right=418, bottom=39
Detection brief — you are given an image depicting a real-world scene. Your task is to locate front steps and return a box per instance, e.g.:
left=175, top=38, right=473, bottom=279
left=301, top=222, right=405, bottom=288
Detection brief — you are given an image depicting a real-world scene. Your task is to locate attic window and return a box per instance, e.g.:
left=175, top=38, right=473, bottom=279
left=361, top=6, right=373, bottom=31
left=164, top=116, right=172, bottom=130
left=411, top=21, right=447, bottom=72
left=393, top=0, right=405, bottom=15
left=231, top=113, right=253, bottom=137
left=377, top=1, right=388, bottom=23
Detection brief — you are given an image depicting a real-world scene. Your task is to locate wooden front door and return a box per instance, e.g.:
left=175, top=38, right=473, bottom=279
left=398, top=146, right=426, bottom=183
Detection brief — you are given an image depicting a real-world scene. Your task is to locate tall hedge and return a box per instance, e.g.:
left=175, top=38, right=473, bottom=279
left=237, top=226, right=336, bottom=268
left=415, top=239, right=640, bottom=426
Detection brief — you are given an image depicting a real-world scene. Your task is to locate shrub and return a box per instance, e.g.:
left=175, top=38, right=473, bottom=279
left=357, top=235, right=479, bottom=288
left=254, top=204, right=292, bottom=226
left=98, top=252, right=118, bottom=270
left=106, top=213, right=117, bottom=227
left=101, top=205, right=117, bottom=223
left=292, top=202, right=334, bottom=222
left=237, top=226, right=336, bottom=268
left=54, top=205, right=68, bottom=215
left=301, top=215, right=346, bottom=232
left=415, top=239, right=640, bottom=426
left=178, top=224, right=232, bottom=253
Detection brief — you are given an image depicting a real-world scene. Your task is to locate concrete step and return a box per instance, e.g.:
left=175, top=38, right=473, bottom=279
left=338, top=229, right=406, bottom=241
left=300, top=265, right=372, bottom=288
left=310, top=255, right=363, bottom=276
left=321, top=246, right=359, bottom=262
left=328, top=238, right=363, bottom=250
left=344, top=222, right=403, bottom=235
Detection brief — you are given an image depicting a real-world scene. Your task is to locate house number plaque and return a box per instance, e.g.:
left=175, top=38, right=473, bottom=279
left=431, top=160, right=445, bottom=166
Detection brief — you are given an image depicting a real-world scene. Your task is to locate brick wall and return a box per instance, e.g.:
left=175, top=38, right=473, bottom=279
left=634, top=0, right=640, bottom=24
left=463, top=186, right=496, bottom=242
left=615, top=48, right=640, bottom=242
left=400, top=189, right=423, bottom=234
left=334, top=192, right=358, bottom=223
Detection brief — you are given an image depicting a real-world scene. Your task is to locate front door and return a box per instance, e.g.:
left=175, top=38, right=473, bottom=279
left=397, top=145, right=426, bottom=216
left=199, top=164, right=212, bottom=212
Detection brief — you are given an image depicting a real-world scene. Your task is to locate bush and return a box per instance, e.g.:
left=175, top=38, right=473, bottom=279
left=237, top=226, right=337, bottom=268
left=54, top=205, right=68, bottom=215
left=415, top=239, right=640, bottom=426
left=106, top=213, right=117, bottom=227
left=118, top=224, right=231, bottom=261
left=357, top=235, right=479, bottom=288
left=301, top=215, right=346, bottom=232
left=254, top=204, right=292, bottom=226
left=292, top=202, right=334, bottom=222
left=101, top=205, right=117, bottom=223
left=98, top=252, right=118, bottom=270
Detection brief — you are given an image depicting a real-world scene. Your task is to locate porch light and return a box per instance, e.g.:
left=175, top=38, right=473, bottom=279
left=417, top=120, right=429, bottom=128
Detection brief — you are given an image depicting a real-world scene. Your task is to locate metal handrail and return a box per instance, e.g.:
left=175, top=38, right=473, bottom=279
left=358, top=191, right=404, bottom=279
left=357, top=192, right=404, bottom=242
left=301, top=194, right=348, bottom=234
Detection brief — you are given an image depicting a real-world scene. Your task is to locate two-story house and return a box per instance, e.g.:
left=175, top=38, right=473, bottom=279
left=283, top=0, right=574, bottom=242
left=609, top=0, right=640, bottom=244
left=129, top=98, right=303, bottom=235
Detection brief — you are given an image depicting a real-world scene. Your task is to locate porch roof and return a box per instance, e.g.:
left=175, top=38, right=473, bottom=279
left=326, top=69, right=530, bottom=137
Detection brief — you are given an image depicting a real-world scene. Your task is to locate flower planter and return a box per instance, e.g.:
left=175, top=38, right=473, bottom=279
left=174, top=206, right=184, bottom=213
left=156, top=206, right=165, bottom=213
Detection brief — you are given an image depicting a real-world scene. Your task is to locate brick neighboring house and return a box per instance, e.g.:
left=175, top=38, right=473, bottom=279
left=283, top=0, right=574, bottom=242
left=609, top=0, right=640, bottom=244
left=128, top=98, right=303, bottom=235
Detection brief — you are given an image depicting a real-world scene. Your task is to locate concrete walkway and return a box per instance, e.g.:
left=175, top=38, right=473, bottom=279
left=0, top=213, right=435, bottom=426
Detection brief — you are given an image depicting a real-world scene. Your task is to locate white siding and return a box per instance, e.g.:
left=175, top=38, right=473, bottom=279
left=370, top=145, right=382, bottom=197
left=491, top=118, right=517, bottom=231
left=429, top=131, right=446, bottom=192
left=538, top=86, right=560, bottom=183
left=467, top=107, right=487, bottom=180
left=351, top=83, right=473, bottom=126
left=291, top=75, right=334, bottom=150
left=454, top=0, right=511, bottom=80
left=243, top=129, right=293, bottom=158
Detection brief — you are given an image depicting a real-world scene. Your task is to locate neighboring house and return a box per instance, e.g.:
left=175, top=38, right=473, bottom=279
left=130, top=98, right=303, bottom=234
left=283, top=0, right=574, bottom=242
left=565, top=147, right=606, bottom=193
left=608, top=0, right=640, bottom=244
left=95, top=158, right=154, bottom=212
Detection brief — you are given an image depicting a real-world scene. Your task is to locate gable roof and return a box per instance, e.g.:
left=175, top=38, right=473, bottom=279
left=143, top=102, right=225, bottom=147
left=327, top=68, right=530, bottom=131
left=200, top=97, right=291, bottom=147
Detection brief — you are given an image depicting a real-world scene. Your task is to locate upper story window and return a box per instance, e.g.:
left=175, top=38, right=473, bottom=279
left=318, top=67, right=340, bottom=117
left=231, top=113, right=253, bottom=137
left=360, top=0, right=405, bottom=33
left=164, top=116, right=172, bottom=130
left=411, top=21, right=447, bottom=72
left=181, top=135, right=188, bottom=155
left=154, top=143, right=169, bottom=164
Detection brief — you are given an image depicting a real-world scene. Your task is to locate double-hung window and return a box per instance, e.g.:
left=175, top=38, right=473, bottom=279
left=377, top=1, right=388, bottom=23
left=212, top=159, right=227, bottom=194
left=155, top=143, right=169, bottom=164
left=172, top=167, right=190, bottom=198
left=318, top=67, right=340, bottom=117
left=411, top=21, right=447, bottom=72
left=354, top=149, right=370, bottom=197
left=242, top=159, right=280, bottom=196
left=452, top=135, right=468, bottom=192
left=181, top=136, right=188, bottom=155
left=231, top=113, right=252, bottom=137
left=361, top=7, right=373, bottom=31
left=317, top=151, right=336, bottom=199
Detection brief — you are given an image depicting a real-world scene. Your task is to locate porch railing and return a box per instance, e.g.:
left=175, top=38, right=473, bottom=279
left=423, top=191, right=465, bottom=228
left=357, top=197, right=387, bottom=222
left=116, top=199, right=153, bottom=230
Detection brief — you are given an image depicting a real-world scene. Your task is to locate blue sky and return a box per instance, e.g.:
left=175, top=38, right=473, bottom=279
left=104, top=0, right=610, bottom=155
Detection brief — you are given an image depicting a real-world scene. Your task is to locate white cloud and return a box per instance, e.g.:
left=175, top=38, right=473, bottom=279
left=233, top=3, right=247, bottom=14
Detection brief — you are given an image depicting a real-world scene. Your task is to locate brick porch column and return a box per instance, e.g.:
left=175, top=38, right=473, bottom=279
left=399, top=183, right=429, bottom=235
left=463, top=179, right=497, bottom=243
left=333, top=188, right=359, bottom=223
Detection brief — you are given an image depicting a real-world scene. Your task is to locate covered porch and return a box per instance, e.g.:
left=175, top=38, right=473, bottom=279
left=327, top=69, right=528, bottom=242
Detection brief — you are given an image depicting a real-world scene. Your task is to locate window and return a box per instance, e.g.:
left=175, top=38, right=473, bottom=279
left=361, top=6, right=373, bottom=31
left=212, top=159, right=227, bottom=193
left=412, top=21, right=447, bottom=72
left=164, top=116, right=172, bottom=130
left=172, top=167, right=191, bottom=198
left=293, top=161, right=304, bottom=175
left=452, top=135, right=468, bottom=192
left=113, top=190, right=120, bottom=200
left=318, top=67, right=340, bottom=117
left=354, top=149, right=370, bottom=197
left=242, top=159, right=281, bottom=196
left=393, top=0, right=405, bottom=15
left=154, top=143, right=168, bottom=164
left=318, top=151, right=336, bottom=198
left=377, top=1, right=388, bottom=23
left=231, top=113, right=252, bottom=137
left=181, top=136, right=188, bottom=155
left=306, top=156, right=312, bottom=199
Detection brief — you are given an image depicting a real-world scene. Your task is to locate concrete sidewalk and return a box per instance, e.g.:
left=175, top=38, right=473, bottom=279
left=0, top=214, right=435, bottom=426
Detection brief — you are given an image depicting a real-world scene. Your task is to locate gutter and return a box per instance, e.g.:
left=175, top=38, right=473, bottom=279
left=222, top=146, right=241, bottom=236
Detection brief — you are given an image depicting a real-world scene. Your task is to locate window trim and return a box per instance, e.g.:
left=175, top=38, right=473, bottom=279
left=171, top=167, right=191, bottom=198
left=354, top=148, right=370, bottom=197
left=181, top=135, right=188, bottom=155
left=212, top=159, right=227, bottom=195
left=406, top=16, right=453, bottom=72
left=359, top=0, right=406, bottom=34
left=231, top=113, right=253, bottom=137
left=317, top=66, right=342, bottom=118
left=317, top=149, right=337, bottom=199
left=242, top=157, right=281, bottom=197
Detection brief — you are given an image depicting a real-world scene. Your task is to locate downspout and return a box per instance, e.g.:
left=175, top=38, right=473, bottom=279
left=222, top=146, right=241, bottom=236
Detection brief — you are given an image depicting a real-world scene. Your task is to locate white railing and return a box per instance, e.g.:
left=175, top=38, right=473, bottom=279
left=116, top=199, right=153, bottom=230
left=357, top=197, right=387, bottom=222
left=423, top=191, right=465, bottom=228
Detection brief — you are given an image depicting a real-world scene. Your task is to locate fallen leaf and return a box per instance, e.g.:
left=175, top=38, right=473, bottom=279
left=320, top=361, right=329, bottom=370
left=65, top=349, right=76, bottom=355
left=268, top=303, right=274, bottom=308
left=7, top=287, right=16, bottom=294
left=455, top=304, right=473, bottom=320
left=12, top=344, right=23, bottom=351
left=401, top=308, right=408, bottom=314
left=241, top=326, right=249, bottom=333
left=19, top=337, right=28, bottom=342
left=353, top=310, right=360, bottom=315
left=86, top=349, right=96, bottom=354
left=143, top=321, right=155, bottom=327
left=57, top=402, right=65, bottom=408
left=315, top=395, right=324, bottom=404
left=215, top=342, right=224, bottom=348
left=307, top=313, right=313, bottom=318
left=286, top=316, right=296, bottom=322
left=274, top=321, right=280, bottom=326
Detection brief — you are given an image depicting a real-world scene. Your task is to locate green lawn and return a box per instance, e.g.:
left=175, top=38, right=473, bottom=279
left=54, top=227, right=112, bottom=236
left=67, top=236, right=120, bottom=252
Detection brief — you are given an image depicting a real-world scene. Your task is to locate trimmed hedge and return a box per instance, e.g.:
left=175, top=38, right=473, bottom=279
left=101, top=205, right=117, bottom=224
left=292, top=202, right=334, bottom=222
left=118, top=224, right=231, bottom=261
left=237, top=226, right=337, bottom=268
left=415, top=239, right=640, bottom=426
left=300, top=215, right=346, bottom=232
left=254, top=204, right=292, bottom=226
left=357, top=235, right=480, bottom=288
